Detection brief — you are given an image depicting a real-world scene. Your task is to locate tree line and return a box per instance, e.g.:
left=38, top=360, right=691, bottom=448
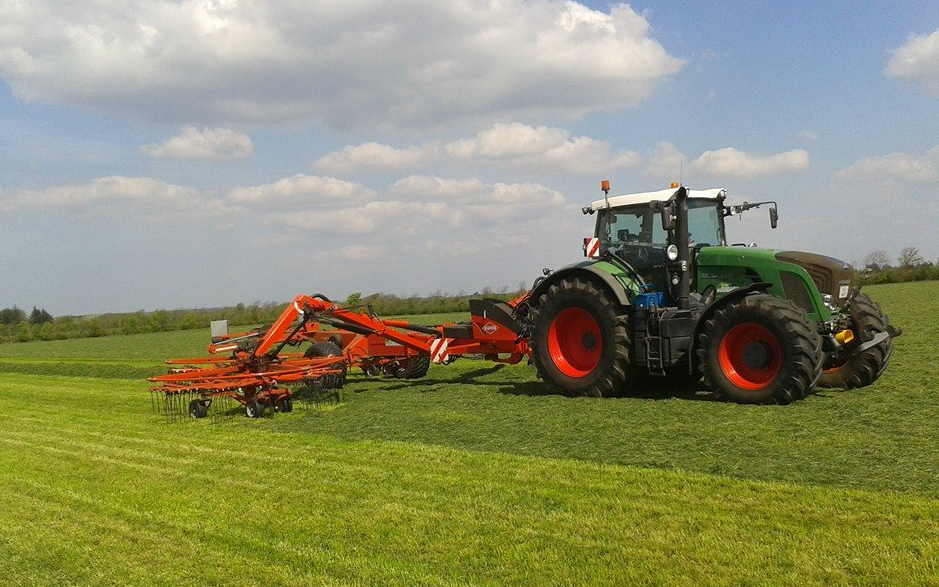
left=0, top=286, right=526, bottom=344
left=858, top=247, right=939, bottom=285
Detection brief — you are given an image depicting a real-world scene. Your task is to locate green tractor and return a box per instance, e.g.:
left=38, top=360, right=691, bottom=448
left=526, top=183, right=899, bottom=404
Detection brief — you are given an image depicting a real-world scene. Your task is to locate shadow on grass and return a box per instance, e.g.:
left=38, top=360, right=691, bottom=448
left=499, top=376, right=720, bottom=402
left=370, top=362, right=721, bottom=402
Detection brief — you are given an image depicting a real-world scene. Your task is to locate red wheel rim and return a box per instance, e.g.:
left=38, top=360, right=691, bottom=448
left=718, top=322, right=782, bottom=390
left=548, top=307, right=603, bottom=378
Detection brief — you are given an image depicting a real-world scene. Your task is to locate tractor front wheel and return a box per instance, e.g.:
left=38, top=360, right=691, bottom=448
left=530, top=278, right=634, bottom=397
left=819, top=293, right=893, bottom=389
left=697, top=294, right=822, bottom=404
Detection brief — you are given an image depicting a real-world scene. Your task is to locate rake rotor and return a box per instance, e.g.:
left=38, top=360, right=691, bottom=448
left=150, top=354, right=345, bottom=421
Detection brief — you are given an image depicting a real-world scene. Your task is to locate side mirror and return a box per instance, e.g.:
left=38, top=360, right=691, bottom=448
left=651, top=201, right=675, bottom=230
left=769, top=207, right=778, bottom=229
left=662, top=205, right=675, bottom=230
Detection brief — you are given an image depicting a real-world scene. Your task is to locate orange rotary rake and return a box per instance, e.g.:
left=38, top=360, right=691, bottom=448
left=151, top=291, right=533, bottom=420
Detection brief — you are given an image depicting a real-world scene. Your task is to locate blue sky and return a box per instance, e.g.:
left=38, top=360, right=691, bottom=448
left=1, top=1, right=937, bottom=315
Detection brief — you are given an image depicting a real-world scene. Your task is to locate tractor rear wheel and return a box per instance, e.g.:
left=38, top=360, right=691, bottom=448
left=305, top=341, right=347, bottom=388
left=819, top=292, right=893, bottom=389
left=530, top=278, right=634, bottom=397
left=697, top=294, right=822, bottom=404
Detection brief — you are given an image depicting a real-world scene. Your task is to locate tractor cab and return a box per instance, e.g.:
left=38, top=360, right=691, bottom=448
left=590, top=187, right=727, bottom=278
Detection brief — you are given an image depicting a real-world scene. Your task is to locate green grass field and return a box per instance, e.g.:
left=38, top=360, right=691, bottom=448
left=1, top=284, right=937, bottom=585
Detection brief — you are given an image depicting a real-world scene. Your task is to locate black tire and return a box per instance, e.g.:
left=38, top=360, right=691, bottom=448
left=188, top=399, right=208, bottom=419
left=697, top=293, right=823, bottom=404
left=274, top=396, right=293, bottom=413
left=819, top=292, right=893, bottom=389
left=305, top=341, right=347, bottom=388
left=245, top=397, right=265, bottom=418
left=530, top=278, right=635, bottom=397
left=393, top=356, right=431, bottom=379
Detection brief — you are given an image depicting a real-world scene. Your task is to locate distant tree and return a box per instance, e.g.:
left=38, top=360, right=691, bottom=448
left=38, top=322, right=54, bottom=341
left=180, top=312, right=200, bottom=330
left=87, top=318, right=103, bottom=338
left=28, top=307, right=53, bottom=325
left=346, top=292, right=362, bottom=306
left=0, top=306, right=26, bottom=325
left=15, top=321, right=33, bottom=342
left=863, top=250, right=890, bottom=271
left=898, top=247, right=925, bottom=268
left=120, top=315, right=140, bottom=335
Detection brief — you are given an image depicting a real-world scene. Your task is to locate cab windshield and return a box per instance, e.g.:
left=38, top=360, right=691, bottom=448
left=597, top=199, right=724, bottom=270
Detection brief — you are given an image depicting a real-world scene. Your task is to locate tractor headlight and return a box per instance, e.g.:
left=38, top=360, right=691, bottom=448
left=666, top=244, right=679, bottom=261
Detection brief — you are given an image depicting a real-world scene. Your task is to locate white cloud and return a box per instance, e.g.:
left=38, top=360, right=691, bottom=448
left=311, top=143, right=437, bottom=174
left=0, top=176, right=209, bottom=215
left=692, top=148, right=810, bottom=178
left=389, top=175, right=563, bottom=208
left=484, top=182, right=565, bottom=206
left=313, top=122, right=641, bottom=175
left=446, top=123, right=570, bottom=159
left=388, top=176, right=489, bottom=201
left=886, top=29, right=939, bottom=96
left=446, top=123, right=640, bottom=174
left=227, top=175, right=375, bottom=208
left=835, top=146, right=939, bottom=184
left=0, top=1, right=682, bottom=129
left=267, top=199, right=464, bottom=236
left=141, top=126, right=254, bottom=159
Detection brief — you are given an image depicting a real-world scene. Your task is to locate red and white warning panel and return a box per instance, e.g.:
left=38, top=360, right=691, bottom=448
left=583, top=237, right=600, bottom=258
left=430, top=338, right=451, bottom=363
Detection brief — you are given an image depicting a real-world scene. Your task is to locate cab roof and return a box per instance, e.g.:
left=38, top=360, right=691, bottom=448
left=590, top=187, right=726, bottom=211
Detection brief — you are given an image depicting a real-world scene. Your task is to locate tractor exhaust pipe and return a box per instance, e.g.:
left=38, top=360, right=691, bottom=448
left=674, top=186, right=691, bottom=310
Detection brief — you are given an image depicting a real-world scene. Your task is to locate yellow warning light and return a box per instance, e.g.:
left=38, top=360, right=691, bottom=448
left=670, top=182, right=680, bottom=188
left=600, top=180, right=610, bottom=193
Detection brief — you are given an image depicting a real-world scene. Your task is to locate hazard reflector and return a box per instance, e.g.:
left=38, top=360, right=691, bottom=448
left=583, top=237, right=600, bottom=258
left=430, top=338, right=450, bottom=363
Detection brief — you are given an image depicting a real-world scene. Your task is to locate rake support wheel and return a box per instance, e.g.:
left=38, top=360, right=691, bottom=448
left=305, top=341, right=347, bottom=388
left=697, top=293, right=822, bottom=404
left=530, top=278, right=634, bottom=397
left=820, top=292, right=893, bottom=389
left=188, top=399, right=208, bottom=419
left=245, top=397, right=265, bottom=418
left=394, top=356, right=431, bottom=379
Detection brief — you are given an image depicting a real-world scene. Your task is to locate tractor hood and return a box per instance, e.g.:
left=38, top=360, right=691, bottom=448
left=696, top=246, right=855, bottom=307
left=774, top=250, right=856, bottom=304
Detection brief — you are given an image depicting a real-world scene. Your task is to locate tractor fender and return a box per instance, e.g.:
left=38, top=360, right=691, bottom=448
left=689, top=282, right=773, bottom=369
left=529, top=266, right=632, bottom=307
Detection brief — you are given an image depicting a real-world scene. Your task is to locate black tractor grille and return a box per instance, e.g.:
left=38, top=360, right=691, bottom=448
left=801, top=265, right=833, bottom=297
